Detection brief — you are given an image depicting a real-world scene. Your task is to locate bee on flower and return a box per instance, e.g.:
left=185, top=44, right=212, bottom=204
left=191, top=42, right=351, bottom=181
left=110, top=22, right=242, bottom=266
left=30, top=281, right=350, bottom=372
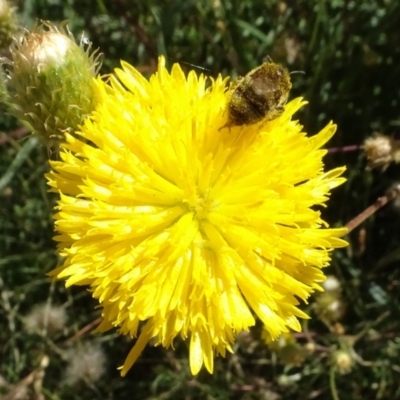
left=46, top=56, right=347, bottom=376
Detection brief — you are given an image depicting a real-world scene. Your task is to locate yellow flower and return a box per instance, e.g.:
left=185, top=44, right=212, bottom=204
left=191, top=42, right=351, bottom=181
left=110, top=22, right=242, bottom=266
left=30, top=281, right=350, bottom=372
left=47, top=57, right=347, bottom=376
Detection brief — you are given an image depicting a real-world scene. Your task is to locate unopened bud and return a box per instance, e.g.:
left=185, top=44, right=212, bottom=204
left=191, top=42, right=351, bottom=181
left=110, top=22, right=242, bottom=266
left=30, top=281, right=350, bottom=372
left=322, top=275, right=341, bottom=293
left=332, top=322, right=345, bottom=335
left=315, top=291, right=345, bottom=323
left=262, top=330, right=305, bottom=365
left=304, top=341, right=316, bottom=354
left=278, top=343, right=306, bottom=366
left=0, top=0, right=17, bottom=49
left=3, top=21, right=100, bottom=145
left=333, top=350, right=354, bottom=374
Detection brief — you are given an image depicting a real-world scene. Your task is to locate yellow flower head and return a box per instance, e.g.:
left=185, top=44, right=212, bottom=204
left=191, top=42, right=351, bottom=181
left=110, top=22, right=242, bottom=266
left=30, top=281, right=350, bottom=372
left=47, top=57, right=347, bottom=376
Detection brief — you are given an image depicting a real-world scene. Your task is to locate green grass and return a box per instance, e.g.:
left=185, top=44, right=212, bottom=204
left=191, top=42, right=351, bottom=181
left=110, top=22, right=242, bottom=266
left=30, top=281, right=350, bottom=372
left=1, top=0, right=400, bottom=398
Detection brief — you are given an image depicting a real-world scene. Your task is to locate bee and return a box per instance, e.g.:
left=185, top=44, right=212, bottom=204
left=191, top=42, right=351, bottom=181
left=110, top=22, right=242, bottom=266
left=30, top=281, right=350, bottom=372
left=221, top=58, right=293, bottom=129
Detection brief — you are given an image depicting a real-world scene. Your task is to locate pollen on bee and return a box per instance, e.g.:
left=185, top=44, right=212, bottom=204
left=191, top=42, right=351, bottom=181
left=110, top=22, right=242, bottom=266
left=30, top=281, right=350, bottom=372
left=220, top=60, right=292, bottom=131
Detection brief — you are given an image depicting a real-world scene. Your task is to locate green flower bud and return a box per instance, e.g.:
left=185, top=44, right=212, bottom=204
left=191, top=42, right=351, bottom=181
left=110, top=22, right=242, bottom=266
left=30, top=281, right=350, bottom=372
left=278, top=343, right=306, bottom=366
left=4, top=21, right=101, bottom=145
left=332, top=349, right=354, bottom=374
left=315, top=291, right=346, bottom=323
left=0, top=0, right=17, bottom=49
left=264, top=331, right=306, bottom=366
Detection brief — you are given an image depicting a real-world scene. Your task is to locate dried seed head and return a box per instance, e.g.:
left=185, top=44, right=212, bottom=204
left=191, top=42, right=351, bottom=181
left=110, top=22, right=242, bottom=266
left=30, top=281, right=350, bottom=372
left=63, top=343, right=106, bottom=386
left=363, top=133, right=399, bottom=171
left=24, top=303, right=67, bottom=337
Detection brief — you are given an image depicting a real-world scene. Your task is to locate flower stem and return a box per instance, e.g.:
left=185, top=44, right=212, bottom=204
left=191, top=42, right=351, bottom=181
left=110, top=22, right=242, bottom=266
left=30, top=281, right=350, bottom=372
left=0, top=135, right=38, bottom=191
left=329, top=366, right=341, bottom=400
left=345, top=185, right=400, bottom=233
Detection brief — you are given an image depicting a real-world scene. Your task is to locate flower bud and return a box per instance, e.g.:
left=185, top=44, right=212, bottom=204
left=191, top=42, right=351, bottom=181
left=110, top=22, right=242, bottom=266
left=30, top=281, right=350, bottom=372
left=304, top=341, right=316, bottom=355
left=332, top=349, right=354, bottom=374
left=322, top=275, right=341, bottom=293
left=315, top=278, right=345, bottom=324
left=0, top=0, right=17, bottom=49
left=278, top=343, right=306, bottom=366
left=4, top=21, right=100, bottom=145
left=315, top=291, right=346, bottom=323
left=262, top=330, right=306, bottom=366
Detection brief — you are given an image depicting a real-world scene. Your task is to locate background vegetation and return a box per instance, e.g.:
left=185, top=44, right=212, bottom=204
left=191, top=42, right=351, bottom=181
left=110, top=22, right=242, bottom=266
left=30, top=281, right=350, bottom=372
left=1, top=0, right=400, bottom=399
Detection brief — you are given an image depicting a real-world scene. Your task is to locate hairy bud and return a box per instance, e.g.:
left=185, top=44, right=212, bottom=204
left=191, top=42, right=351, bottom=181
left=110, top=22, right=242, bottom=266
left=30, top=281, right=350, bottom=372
left=0, top=0, right=17, bottom=49
left=3, top=21, right=101, bottom=145
left=332, top=349, right=354, bottom=374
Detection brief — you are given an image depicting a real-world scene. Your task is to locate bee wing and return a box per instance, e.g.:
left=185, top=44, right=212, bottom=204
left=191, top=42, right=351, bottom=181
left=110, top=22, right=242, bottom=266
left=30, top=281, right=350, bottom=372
left=249, top=73, right=281, bottom=96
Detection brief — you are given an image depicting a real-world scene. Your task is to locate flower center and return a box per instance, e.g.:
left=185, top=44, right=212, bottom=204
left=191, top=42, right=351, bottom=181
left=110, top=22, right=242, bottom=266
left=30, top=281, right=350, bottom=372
left=185, top=191, right=213, bottom=221
left=194, top=196, right=210, bottom=220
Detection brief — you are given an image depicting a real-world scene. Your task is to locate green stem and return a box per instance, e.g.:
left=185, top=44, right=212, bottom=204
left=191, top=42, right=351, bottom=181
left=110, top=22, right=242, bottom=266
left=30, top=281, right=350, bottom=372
left=0, top=136, right=39, bottom=191
left=329, top=366, right=340, bottom=400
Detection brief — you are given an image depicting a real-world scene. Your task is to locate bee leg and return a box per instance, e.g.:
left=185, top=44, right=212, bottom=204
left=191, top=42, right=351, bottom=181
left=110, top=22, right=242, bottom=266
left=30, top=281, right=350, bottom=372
left=266, top=106, right=285, bottom=121
left=218, top=122, right=232, bottom=132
